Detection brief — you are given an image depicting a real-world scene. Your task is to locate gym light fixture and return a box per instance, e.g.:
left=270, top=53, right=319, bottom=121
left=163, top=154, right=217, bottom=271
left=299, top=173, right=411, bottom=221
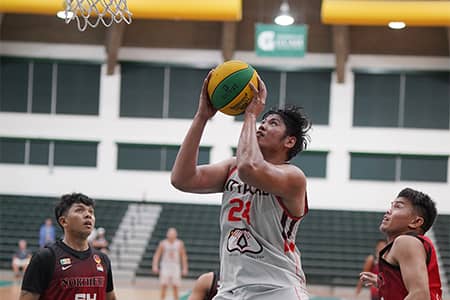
left=56, top=10, right=74, bottom=19
left=274, top=0, right=294, bottom=26
left=388, top=21, right=406, bottom=29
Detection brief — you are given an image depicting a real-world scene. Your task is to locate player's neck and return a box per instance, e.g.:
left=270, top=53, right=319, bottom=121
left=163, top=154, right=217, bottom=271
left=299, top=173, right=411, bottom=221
left=63, top=235, right=90, bottom=252
left=262, top=152, right=288, bottom=165
left=386, top=229, right=420, bottom=243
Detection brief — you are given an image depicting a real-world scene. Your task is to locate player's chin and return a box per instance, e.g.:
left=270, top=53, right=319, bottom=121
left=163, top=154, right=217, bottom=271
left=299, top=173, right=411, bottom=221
left=81, top=227, right=94, bottom=237
left=379, top=223, right=388, bottom=233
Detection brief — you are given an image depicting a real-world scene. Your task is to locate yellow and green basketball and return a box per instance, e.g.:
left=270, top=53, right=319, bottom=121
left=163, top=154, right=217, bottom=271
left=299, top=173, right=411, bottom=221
left=207, top=60, right=258, bottom=116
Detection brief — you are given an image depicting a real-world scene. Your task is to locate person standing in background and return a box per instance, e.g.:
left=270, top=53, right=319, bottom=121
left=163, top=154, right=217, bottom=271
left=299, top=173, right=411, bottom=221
left=39, top=218, right=55, bottom=248
left=19, top=193, right=116, bottom=300
left=152, top=227, right=189, bottom=300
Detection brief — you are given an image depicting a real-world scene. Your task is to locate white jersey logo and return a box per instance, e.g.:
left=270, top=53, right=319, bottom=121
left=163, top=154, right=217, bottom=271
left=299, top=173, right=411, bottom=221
left=227, top=228, right=262, bottom=254
left=61, top=265, right=72, bottom=271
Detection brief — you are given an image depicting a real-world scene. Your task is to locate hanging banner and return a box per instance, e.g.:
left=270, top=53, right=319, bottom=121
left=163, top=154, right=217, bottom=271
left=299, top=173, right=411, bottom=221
left=255, top=23, right=308, bottom=57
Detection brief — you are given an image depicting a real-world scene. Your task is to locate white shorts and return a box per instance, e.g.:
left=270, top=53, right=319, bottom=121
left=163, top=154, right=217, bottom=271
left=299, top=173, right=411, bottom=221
left=213, top=285, right=309, bottom=300
left=13, top=257, right=30, bottom=268
left=159, top=264, right=181, bottom=286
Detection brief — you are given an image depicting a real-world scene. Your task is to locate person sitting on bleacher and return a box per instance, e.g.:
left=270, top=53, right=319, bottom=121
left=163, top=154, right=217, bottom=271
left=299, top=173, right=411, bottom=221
left=12, top=239, right=32, bottom=278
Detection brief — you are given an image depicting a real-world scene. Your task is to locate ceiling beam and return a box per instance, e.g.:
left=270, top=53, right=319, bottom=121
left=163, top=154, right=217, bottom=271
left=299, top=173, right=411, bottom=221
left=322, top=0, right=450, bottom=26
left=0, top=0, right=242, bottom=21
left=0, top=14, right=3, bottom=39
left=447, top=27, right=450, bottom=56
left=221, top=21, right=237, bottom=61
left=105, top=22, right=126, bottom=75
left=332, top=25, right=349, bottom=84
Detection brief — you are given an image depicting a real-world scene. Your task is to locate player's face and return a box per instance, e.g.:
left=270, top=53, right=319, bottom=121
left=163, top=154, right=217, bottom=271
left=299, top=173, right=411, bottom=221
left=167, top=228, right=177, bottom=240
left=257, top=114, right=289, bottom=152
left=379, top=197, right=416, bottom=238
left=64, top=203, right=96, bottom=238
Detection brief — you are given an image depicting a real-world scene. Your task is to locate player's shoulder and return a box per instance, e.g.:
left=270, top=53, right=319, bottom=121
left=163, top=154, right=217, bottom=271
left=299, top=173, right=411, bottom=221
left=286, top=162, right=305, bottom=174
left=279, top=162, right=307, bottom=183
left=36, top=245, right=56, bottom=259
left=394, top=234, right=423, bottom=244
left=392, top=234, right=425, bottom=254
left=28, top=246, right=56, bottom=269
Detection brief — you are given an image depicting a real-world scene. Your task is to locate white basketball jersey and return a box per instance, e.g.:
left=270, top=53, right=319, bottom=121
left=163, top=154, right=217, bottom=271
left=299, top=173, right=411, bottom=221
left=215, top=167, right=309, bottom=300
left=161, top=239, right=181, bottom=268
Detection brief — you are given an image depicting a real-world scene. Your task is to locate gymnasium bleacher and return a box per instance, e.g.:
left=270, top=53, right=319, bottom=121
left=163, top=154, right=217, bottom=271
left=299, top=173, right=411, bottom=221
left=1, top=195, right=449, bottom=290
left=434, top=214, right=450, bottom=285
left=136, top=203, right=221, bottom=278
left=136, top=204, right=385, bottom=286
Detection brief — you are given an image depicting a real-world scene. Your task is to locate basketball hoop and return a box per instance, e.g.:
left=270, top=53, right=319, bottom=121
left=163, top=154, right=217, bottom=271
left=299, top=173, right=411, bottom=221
left=63, top=0, right=132, bottom=31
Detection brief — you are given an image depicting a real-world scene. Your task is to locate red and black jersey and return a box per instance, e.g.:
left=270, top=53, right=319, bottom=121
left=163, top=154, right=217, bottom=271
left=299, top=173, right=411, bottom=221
left=22, top=240, right=114, bottom=300
left=378, top=234, right=442, bottom=300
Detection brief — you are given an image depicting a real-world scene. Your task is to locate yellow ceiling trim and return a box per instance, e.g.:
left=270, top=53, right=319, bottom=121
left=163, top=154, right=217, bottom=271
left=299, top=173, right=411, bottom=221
left=0, top=0, right=242, bottom=21
left=321, top=0, right=450, bottom=26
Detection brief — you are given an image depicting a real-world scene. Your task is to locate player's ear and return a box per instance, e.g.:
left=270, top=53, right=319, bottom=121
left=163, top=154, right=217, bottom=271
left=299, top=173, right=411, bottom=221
left=409, top=216, right=425, bottom=231
left=284, top=136, right=296, bottom=149
left=59, top=215, right=68, bottom=229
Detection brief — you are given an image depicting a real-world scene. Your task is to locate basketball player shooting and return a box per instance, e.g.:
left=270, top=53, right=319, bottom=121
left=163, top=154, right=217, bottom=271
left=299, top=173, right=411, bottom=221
left=171, top=71, right=311, bottom=299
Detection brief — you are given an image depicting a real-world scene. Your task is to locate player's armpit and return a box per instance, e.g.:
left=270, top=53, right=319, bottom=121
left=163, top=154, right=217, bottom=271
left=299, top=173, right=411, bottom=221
left=19, top=290, right=40, bottom=300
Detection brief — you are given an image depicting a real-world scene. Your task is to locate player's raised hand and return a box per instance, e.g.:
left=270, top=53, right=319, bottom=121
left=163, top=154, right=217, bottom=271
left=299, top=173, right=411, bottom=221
left=245, top=76, right=267, bottom=118
left=197, top=70, right=217, bottom=120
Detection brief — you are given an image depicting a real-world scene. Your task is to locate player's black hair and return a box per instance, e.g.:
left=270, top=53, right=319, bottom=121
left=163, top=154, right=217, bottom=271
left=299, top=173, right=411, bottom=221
left=55, top=193, right=95, bottom=230
left=262, top=105, right=311, bottom=160
left=398, top=187, right=437, bottom=233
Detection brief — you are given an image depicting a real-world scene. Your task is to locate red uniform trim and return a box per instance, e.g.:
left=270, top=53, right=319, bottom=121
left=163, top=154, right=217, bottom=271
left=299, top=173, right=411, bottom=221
left=275, top=194, right=308, bottom=221
left=227, top=166, right=237, bottom=179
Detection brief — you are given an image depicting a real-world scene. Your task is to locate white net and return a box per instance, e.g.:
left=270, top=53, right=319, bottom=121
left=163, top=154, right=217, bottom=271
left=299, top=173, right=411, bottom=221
left=64, top=0, right=132, bottom=31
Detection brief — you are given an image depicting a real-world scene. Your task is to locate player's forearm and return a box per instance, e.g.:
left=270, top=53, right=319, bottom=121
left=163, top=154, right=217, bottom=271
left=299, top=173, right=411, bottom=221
left=152, top=256, right=159, bottom=268
left=182, top=257, right=188, bottom=271
left=171, top=114, right=208, bottom=190
left=237, top=113, right=264, bottom=180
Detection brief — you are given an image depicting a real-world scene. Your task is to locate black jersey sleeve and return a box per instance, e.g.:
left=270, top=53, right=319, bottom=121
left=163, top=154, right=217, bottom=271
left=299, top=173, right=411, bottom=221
left=100, top=252, right=114, bottom=292
left=21, top=247, right=55, bottom=294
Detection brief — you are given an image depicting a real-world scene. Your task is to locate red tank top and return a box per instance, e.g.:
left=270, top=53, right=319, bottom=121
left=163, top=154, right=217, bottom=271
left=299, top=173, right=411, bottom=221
left=378, top=234, right=442, bottom=300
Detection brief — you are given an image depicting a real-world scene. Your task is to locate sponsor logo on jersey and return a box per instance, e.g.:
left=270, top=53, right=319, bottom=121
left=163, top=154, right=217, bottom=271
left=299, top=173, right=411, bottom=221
left=96, top=263, right=104, bottom=272
left=60, top=258, right=71, bottom=265
left=61, top=264, right=72, bottom=271
left=93, top=254, right=101, bottom=264
left=227, top=228, right=263, bottom=254
left=224, top=178, right=269, bottom=196
left=61, top=276, right=105, bottom=288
